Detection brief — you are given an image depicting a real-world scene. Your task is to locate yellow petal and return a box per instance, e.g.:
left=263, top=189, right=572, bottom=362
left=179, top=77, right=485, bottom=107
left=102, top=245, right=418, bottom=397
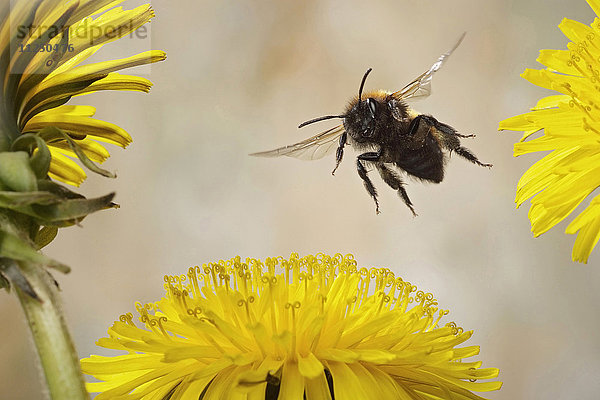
left=75, top=73, right=153, bottom=94
left=519, top=129, right=542, bottom=142
left=352, top=349, right=395, bottom=364
left=29, top=4, right=153, bottom=83
left=317, top=348, right=358, bottom=363
left=559, top=18, right=594, bottom=43
left=93, top=363, right=187, bottom=399
left=39, top=50, right=166, bottom=91
left=279, top=362, right=304, bottom=400
left=67, top=1, right=127, bottom=25
left=587, top=1, right=600, bottom=17
left=163, top=346, right=226, bottom=363
left=76, top=5, right=153, bottom=47
left=566, top=196, right=600, bottom=263
left=46, top=45, right=103, bottom=79
left=198, top=366, right=236, bottom=400
left=297, top=352, right=324, bottom=379
left=48, top=137, right=110, bottom=163
left=362, top=365, right=402, bottom=399
left=304, top=372, right=332, bottom=400
left=515, top=173, right=555, bottom=207
left=126, top=361, right=202, bottom=399
left=21, top=73, right=153, bottom=123
left=85, top=370, right=149, bottom=393
left=537, top=49, right=579, bottom=75
left=81, top=354, right=163, bottom=374
left=528, top=200, right=583, bottom=237
left=36, top=105, right=97, bottom=118
left=498, top=112, right=539, bottom=132
left=451, top=345, right=480, bottom=359
left=531, top=94, right=570, bottom=110
left=48, top=148, right=86, bottom=186
left=25, top=114, right=132, bottom=147
left=347, top=363, right=386, bottom=400
left=516, top=147, right=579, bottom=193
left=5, top=1, right=78, bottom=102
left=0, top=0, right=33, bottom=55
left=326, top=361, right=370, bottom=400
left=178, top=377, right=214, bottom=400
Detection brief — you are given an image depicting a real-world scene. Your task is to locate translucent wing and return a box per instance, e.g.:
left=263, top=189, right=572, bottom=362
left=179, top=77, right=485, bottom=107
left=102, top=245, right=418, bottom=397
left=392, top=32, right=466, bottom=101
left=250, top=125, right=344, bottom=161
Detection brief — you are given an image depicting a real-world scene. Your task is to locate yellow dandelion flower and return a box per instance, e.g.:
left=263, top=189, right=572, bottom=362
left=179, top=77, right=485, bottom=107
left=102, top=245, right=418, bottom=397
left=499, top=0, right=600, bottom=263
left=0, top=0, right=165, bottom=186
left=82, top=253, right=502, bottom=400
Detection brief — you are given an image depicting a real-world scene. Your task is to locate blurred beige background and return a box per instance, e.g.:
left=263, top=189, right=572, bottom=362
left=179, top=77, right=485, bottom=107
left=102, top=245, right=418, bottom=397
left=2, top=0, right=600, bottom=398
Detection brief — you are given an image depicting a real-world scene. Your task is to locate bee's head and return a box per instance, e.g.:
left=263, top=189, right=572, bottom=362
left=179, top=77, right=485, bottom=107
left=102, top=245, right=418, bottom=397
left=343, top=68, right=379, bottom=139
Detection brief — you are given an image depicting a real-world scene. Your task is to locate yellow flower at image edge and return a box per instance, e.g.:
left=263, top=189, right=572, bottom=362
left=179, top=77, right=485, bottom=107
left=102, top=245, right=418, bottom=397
left=0, top=0, right=166, bottom=186
left=81, top=254, right=501, bottom=400
left=499, top=0, right=600, bottom=263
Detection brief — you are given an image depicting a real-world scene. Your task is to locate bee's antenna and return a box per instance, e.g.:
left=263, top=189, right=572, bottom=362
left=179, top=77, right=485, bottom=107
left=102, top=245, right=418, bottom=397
left=358, top=68, right=373, bottom=102
left=298, top=114, right=346, bottom=128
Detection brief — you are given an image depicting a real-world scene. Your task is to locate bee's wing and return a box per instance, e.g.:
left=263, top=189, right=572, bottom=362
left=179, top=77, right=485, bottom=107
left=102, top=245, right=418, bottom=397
left=392, top=32, right=466, bottom=101
left=250, top=125, right=344, bottom=161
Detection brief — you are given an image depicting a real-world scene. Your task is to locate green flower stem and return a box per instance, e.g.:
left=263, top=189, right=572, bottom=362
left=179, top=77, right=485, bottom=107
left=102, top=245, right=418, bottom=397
left=16, top=260, right=89, bottom=400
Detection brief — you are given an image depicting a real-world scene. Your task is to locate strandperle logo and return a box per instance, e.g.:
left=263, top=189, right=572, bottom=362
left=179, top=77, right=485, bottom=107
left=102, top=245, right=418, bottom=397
left=15, top=19, right=149, bottom=44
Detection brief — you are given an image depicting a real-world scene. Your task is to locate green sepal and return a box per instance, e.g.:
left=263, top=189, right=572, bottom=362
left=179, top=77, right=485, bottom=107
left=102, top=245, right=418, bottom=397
left=0, top=181, right=118, bottom=228
left=0, top=258, right=38, bottom=299
left=0, top=151, right=38, bottom=192
left=34, top=226, right=58, bottom=250
left=38, top=126, right=115, bottom=178
left=0, top=230, right=69, bottom=273
left=0, top=191, right=61, bottom=208
left=1, top=188, right=116, bottom=227
left=11, top=133, right=52, bottom=178
left=30, top=192, right=117, bottom=226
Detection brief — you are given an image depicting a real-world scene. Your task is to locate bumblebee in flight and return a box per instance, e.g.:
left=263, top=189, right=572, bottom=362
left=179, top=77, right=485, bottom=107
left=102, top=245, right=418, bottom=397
left=251, top=33, right=491, bottom=215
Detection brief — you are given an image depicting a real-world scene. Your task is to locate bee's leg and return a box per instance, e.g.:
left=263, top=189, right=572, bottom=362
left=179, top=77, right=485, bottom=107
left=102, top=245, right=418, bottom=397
left=423, top=116, right=493, bottom=168
left=451, top=146, right=493, bottom=167
left=407, top=114, right=426, bottom=135
left=406, top=115, right=430, bottom=145
left=411, top=114, right=466, bottom=139
left=433, top=119, right=475, bottom=138
left=376, top=164, right=417, bottom=217
left=356, top=151, right=381, bottom=214
left=332, top=132, right=347, bottom=175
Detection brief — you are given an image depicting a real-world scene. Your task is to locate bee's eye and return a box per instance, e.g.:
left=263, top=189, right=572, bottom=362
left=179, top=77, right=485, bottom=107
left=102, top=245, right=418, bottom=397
left=366, top=98, right=377, bottom=118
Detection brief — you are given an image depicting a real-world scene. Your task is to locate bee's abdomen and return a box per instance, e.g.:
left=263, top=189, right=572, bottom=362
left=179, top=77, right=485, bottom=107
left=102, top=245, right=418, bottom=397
left=395, top=135, right=444, bottom=183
